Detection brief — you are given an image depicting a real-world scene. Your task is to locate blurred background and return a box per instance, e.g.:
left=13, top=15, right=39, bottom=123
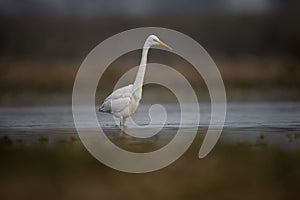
left=1, top=0, right=299, bottom=105
left=1, top=1, right=300, bottom=200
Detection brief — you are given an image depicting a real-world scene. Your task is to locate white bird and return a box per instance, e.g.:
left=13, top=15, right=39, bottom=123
left=99, top=35, right=172, bottom=127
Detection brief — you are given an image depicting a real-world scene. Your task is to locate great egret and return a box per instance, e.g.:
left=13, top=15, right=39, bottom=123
left=99, top=35, right=172, bottom=127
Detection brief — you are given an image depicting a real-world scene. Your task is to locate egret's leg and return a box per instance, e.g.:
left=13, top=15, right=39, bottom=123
left=123, top=117, right=127, bottom=127
left=119, top=117, right=125, bottom=136
left=120, top=116, right=124, bottom=127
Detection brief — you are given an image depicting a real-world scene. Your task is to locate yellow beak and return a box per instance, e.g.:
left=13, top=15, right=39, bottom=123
left=156, top=39, right=172, bottom=50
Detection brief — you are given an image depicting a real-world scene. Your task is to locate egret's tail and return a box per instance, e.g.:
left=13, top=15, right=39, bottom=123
left=98, top=105, right=105, bottom=112
left=98, top=102, right=110, bottom=113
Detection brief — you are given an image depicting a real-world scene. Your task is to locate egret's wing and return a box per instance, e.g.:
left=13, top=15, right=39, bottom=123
left=110, top=97, right=131, bottom=113
left=99, top=84, right=133, bottom=113
left=105, top=84, right=133, bottom=101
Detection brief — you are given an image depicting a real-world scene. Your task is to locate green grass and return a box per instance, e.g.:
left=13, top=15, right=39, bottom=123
left=0, top=137, right=299, bottom=200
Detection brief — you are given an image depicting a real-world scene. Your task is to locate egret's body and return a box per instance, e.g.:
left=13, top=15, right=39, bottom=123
left=99, top=35, right=171, bottom=126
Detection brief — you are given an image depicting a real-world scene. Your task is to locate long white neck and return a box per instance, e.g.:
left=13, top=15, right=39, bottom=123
left=133, top=46, right=150, bottom=92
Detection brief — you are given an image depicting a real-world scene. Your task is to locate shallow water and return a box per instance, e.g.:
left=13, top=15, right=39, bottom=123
left=0, top=102, right=300, bottom=149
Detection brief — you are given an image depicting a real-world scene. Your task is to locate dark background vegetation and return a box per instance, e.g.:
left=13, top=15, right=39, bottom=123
left=0, top=0, right=299, bottom=105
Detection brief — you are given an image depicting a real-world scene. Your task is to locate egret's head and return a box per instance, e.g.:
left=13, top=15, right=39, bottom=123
left=146, top=35, right=172, bottom=50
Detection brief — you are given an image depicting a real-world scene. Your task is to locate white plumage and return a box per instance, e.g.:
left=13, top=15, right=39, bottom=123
left=99, top=35, right=172, bottom=127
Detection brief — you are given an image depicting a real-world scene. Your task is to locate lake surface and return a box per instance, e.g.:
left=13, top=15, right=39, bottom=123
left=0, top=102, right=300, bottom=149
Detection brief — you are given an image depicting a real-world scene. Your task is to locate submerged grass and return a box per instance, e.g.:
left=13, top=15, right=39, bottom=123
left=0, top=135, right=299, bottom=200
left=38, top=135, right=49, bottom=144
left=0, top=136, right=13, bottom=146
